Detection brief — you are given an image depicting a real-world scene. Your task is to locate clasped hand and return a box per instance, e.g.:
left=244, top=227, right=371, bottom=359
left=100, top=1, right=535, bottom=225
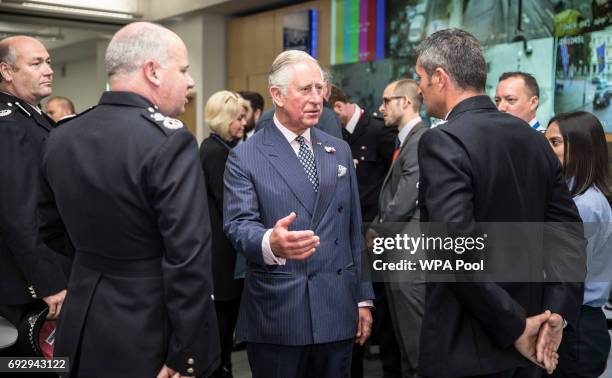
left=514, top=310, right=564, bottom=374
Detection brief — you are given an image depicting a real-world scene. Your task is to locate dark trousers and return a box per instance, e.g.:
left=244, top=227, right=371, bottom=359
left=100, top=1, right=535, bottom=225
left=551, top=305, right=611, bottom=378
left=212, top=299, right=240, bottom=376
left=246, top=339, right=353, bottom=378
left=423, top=365, right=542, bottom=378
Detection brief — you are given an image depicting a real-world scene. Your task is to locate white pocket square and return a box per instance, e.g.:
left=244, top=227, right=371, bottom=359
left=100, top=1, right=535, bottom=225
left=338, top=165, right=347, bottom=177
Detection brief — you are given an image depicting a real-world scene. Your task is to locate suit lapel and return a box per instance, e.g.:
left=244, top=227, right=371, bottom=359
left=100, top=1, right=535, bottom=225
left=309, top=129, right=337, bottom=229
left=381, top=122, right=423, bottom=189
left=257, top=125, right=316, bottom=216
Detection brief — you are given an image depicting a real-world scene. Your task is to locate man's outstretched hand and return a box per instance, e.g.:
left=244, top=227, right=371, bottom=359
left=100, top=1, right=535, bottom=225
left=270, top=212, right=319, bottom=260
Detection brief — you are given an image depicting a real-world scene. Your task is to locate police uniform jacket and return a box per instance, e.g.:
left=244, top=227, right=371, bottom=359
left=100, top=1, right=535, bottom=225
left=42, top=91, right=220, bottom=377
left=343, top=111, right=396, bottom=223
left=0, top=91, right=67, bottom=305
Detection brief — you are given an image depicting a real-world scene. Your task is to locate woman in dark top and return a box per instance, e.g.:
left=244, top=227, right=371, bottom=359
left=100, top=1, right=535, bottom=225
left=199, top=91, right=247, bottom=378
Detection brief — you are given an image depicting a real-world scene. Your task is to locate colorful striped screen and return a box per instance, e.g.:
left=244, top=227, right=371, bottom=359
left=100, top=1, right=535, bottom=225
left=331, top=0, right=385, bottom=65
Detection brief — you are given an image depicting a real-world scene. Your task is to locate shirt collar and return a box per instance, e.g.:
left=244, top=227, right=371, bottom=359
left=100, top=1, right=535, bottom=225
left=273, top=113, right=312, bottom=145
left=344, top=104, right=362, bottom=134
left=398, top=116, right=421, bottom=146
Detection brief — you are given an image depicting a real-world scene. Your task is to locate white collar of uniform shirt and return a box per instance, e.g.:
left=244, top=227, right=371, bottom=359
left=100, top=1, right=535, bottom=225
left=344, top=104, right=362, bottom=135
left=273, top=113, right=313, bottom=155
left=398, top=116, right=422, bottom=146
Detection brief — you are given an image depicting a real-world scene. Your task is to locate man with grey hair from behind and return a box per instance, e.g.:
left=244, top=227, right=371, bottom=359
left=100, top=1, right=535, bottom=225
left=224, top=49, right=374, bottom=377
left=415, top=28, right=586, bottom=378
left=42, top=22, right=220, bottom=378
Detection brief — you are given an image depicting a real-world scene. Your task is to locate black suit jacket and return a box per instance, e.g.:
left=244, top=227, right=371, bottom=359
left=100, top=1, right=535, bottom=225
left=43, top=92, right=220, bottom=377
left=199, top=135, right=243, bottom=301
left=417, top=96, right=586, bottom=377
left=0, top=92, right=68, bottom=305
left=344, top=111, right=396, bottom=222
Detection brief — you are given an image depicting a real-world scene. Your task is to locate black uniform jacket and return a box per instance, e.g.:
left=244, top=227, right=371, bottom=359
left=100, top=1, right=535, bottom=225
left=417, top=96, right=586, bottom=377
left=199, top=135, right=243, bottom=301
left=0, top=91, right=68, bottom=305
left=344, top=111, right=396, bottom=223
left=42, top=91, right=220, bottom=377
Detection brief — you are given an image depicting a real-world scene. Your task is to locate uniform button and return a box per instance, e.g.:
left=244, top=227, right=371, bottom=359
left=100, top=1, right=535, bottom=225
left=416, top=181, right=419, bottom=189
left=334, top=238, right=339, bottom=245
left=210, top=294, right=215, bottom=300
left=415, top=200, right=419, bottom=206
left=187, top=367, right=194, bottom=374
left=361, top=156, right=365, bottom=160
left=187, top=358, right=194, bottom=365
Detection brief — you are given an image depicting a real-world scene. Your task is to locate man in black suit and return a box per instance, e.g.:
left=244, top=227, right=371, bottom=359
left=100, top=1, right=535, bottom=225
left=42, top=22, right=219, bottom=378
left=329, top=85, right=398, bottom=378
left=0, top=36, right=68, bottom=355
left=329, top=84, right=396, bottom=223
left=415, top=29, right=586, bottom=377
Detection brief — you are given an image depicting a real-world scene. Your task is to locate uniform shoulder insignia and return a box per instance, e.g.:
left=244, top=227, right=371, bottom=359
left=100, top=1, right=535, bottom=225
left=0, top=109, right=12, bottom=117
left=162, top=116, right=183, bottom=130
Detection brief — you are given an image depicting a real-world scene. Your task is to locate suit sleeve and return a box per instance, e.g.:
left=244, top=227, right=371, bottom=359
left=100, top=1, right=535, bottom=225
left=223, top=149, right=269, bottom=266
left=418, top=129, right=526, bottom=348
left=378, top=131, right=421, bottom=223
left=378, top=121, right=396, bottom=168
left=0, top=120, right=66, bottom=298
left=199, top=143, right=226, bottom=222
left=542, top=150, right=586, bottom=328
left=345, top=144, right=375, bottom=301
left=148, top=130, right=220, bottom=376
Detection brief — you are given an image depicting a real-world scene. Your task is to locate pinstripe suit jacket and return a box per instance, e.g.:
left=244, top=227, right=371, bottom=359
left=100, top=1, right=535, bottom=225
left=223, top=123, right=374, bottom=345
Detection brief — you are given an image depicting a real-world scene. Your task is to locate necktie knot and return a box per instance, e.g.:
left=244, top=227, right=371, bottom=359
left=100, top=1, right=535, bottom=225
left=296, top=135, right=306, bottom=145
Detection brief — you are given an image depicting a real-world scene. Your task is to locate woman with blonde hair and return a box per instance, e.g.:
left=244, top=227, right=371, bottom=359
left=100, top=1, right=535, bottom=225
left=199, top=90, right=248, bottom=378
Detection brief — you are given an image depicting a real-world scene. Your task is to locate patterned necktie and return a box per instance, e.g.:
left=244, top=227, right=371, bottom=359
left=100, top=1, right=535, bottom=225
left=295, top=135, right=319, bottom=192
left=392, top=136, right=401, bottom=162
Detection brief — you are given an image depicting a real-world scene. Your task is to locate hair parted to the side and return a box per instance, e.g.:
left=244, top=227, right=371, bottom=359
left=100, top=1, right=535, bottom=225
left=205, top=90, right=247, bottom=142
left=268, top=50, right=323, bottom=95
left=548, top=111, right=611, bottom=200
left=105, top=22, right=176, bottom=78
left=416, top=28, right=487, bottom=92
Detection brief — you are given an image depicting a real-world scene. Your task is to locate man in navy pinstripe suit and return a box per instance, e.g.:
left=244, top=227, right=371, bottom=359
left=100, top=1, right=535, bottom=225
left=223, top=50, right=375, bottom=378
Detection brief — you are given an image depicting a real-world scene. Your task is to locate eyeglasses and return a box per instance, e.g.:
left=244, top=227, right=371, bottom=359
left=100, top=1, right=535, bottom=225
left=382, top=96, right=405, bottom=106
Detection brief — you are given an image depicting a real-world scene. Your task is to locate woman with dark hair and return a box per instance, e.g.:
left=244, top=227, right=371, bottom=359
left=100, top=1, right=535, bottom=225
left=545, top=111, right=612, bottom=377
left=199, top=91, right=248, bottom=378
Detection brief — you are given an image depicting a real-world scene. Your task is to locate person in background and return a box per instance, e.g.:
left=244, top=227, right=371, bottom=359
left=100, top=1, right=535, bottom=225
left=329, top=84, right=397, bottom=378
left=545, top=111, right=612, bottom=378
left=237, top=90, right=263, bottom=140
left=495, top=71, right=545, bottom=132
left=0, top=36, right=68, bottom=357
left=45, top=95, right=75, bottom=123
left=199, top=90, right=248, bottom=378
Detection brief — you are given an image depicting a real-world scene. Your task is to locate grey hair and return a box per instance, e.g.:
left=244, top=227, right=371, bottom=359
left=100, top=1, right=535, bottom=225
left=105, top=22, right=176, bottom=78
left=415, top=28, right=486, bottom=92
left=0, top=41, right=16, bottom=83
left=268, top=50, right=323, bottom=95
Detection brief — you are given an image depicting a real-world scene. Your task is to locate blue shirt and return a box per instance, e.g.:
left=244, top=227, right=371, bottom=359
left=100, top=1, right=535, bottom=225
left=572, top=185, right=612, bottom=307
